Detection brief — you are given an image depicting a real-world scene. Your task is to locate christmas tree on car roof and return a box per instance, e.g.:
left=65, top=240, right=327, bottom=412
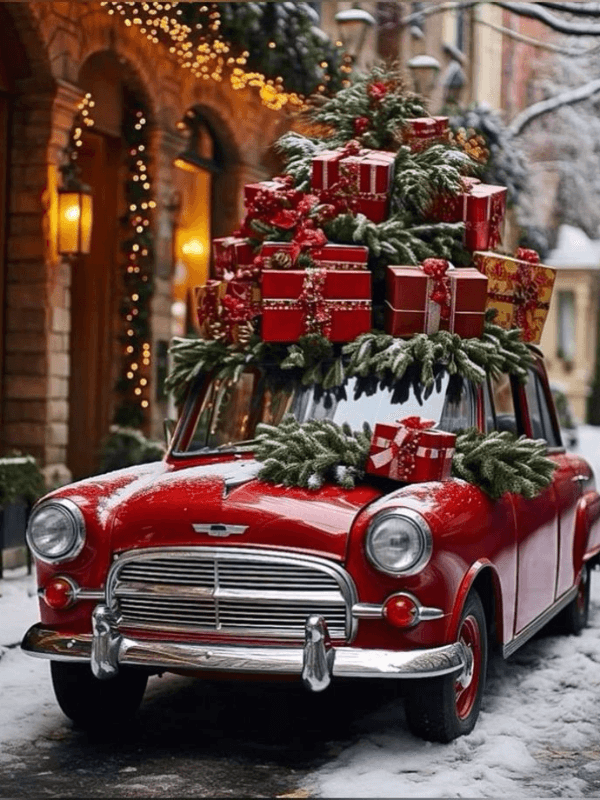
left=167, top=65, right=558, bottom=501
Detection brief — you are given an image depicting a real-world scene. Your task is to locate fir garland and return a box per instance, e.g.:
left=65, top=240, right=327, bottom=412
left=0, top=456, right=45, bottom=506
left=114, top=93, right=155, bottom=429
left=166, top=315, right=535, bottom=403
left=253, top=418, right=556, bottom=500
left=451, top=428, right=556, bottom=500
left=255, top=416, right=372, bottom=490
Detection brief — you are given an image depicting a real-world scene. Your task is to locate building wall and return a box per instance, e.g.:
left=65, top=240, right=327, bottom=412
left=0, top=1, right=289, bottom=484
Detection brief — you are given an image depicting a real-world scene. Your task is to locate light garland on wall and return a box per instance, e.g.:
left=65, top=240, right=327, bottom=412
left=100, top=1, right=340, bottom=110
left=114, top=99, right=156, bottom=428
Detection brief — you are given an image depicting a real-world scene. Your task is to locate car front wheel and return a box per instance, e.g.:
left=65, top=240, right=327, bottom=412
left=50, top=661, right=148, bottom=728
left=404, top=591, right=488, bottom=743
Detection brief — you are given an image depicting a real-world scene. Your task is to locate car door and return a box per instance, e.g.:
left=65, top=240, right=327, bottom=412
left=522, top=362, right=582, bottom=601
left=488, top=370, right=559, bottom=634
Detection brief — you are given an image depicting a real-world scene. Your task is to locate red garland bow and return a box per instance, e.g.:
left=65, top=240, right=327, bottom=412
left=514, top=263, right=544, bottom=330
left=516, top=247, right=540, bottom=265
left=422, top=258, right=452, bottom=320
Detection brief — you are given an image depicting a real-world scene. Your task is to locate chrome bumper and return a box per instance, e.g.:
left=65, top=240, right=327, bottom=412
left=22, top=605, right=468, bottom=692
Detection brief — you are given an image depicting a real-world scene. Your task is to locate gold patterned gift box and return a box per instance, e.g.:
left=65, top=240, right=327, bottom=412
left=473, top=250, right=556, bottom=344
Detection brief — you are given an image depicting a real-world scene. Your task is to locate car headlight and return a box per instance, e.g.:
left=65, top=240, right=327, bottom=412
left=366, top=510, right=432, bottom=577
left=26, top=499, right=86, bottom=564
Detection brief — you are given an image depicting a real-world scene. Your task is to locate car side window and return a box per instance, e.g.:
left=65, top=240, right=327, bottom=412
left=490, top=373, right=519, bottom=434
left=483, top=378, right=496, bottom=433
left=524, top=369, right=561, bottom=447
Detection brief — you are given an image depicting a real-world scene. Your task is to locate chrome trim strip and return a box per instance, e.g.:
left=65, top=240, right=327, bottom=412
left=352, top=603, right=383, bottom=619
left=114, top=580, right=344, bottom=605
left=503, top=585, right=578, bottom=658
left=22, top=622, right=467, bottom=680
left=107, top=547, right=359, bottom=641
left=352, top=596, right=445, bottom=623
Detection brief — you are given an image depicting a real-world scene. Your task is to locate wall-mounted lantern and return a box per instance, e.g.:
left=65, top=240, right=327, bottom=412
left=57, top=157, right=93, bottom=256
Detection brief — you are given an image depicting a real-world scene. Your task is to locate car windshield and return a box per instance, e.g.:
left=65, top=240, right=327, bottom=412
left=173, top=366, right=476, bottom=455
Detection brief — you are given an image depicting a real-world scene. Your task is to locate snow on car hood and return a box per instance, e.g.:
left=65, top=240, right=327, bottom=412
left=90, top=458, right=382, bottom=561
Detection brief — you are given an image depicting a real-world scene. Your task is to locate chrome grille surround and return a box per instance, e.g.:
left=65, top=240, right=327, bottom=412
left=106, top=547, right=358, bottom=642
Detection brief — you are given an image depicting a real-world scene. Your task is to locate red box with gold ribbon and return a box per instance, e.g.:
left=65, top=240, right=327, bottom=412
left=195, top=278, right=260, bottom=344
left=212, top=237, right=255, bottom=279
left=366, top=416, right=456, bottom=483
left=400, top=116, right=449, bottom=151
left=243, top=178, right=302, bottom=210
left=473, top=249, right=556, bottom=344
left=261, top=268, right=371, bottom=342
left=429, top=182, right=507, bottom=252
left=259, top=242, right=369, bottom=271
left=385, top=261, right=488, bottom=339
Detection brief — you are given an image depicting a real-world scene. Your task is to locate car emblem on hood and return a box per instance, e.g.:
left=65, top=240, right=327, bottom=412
left=192, top=523, right=248, bottom=538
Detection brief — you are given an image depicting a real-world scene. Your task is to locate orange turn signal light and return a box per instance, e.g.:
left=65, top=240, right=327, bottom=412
left=43, top=577, right=76, bottom=610
left=383, top=593, right=418, bottom=628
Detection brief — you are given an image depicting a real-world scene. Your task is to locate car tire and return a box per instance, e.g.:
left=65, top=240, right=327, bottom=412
left=404, top=591, right=488, bottom=743
left=50, top=661, right=148, bottom=728
left=555, top=564, right=591, bottom=636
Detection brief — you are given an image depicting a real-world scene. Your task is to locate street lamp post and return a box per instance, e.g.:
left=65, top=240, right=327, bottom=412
left=407, top=54, right=441, bottom=98
left=334, top=5, right=376, bottom=65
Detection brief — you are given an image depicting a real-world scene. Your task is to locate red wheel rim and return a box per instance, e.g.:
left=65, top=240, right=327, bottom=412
left=455, top=614, right=482, bottom=720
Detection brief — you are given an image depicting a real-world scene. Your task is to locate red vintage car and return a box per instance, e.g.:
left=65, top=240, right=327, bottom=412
left=22, top=348, right=600, bottom=742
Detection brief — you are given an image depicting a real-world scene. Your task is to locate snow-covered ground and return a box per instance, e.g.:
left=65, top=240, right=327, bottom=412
left=2, top=427, right=600, bottom=796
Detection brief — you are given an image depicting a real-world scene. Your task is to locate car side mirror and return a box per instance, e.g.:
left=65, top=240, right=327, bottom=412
left=163, top=419, right=176, bottom=447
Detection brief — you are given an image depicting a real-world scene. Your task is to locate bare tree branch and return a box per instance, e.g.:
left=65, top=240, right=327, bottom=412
left=477, top=16, right=600, bottom=54
left=536, top=2, right=600, bottom=16
left=400, top=1, right=600, bottom=34
left=508, top=78, right=600, bottom=135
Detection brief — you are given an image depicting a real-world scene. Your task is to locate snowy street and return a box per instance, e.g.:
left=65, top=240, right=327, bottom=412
left=1, top=427, right=600, bottom=797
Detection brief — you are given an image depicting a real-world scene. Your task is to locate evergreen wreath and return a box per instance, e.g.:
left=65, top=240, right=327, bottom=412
left=253, top=418, right=555, bottom=500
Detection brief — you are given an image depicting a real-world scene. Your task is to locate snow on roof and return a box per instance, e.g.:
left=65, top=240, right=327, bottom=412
left=546, top=224, right=600, bottom=269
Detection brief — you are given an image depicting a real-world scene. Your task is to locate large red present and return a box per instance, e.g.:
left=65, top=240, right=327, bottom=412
left=261, top=268, right=371, bottom=342
left=473, top=249, right=556, bottom=344
left=311, top=145, right=395, bottom=223
left=430, top=182, right=507, bottom=251
left=366, top=416, right=456, bottom=483
left=400, top=116, right=449, bottom=151
left=259, top=241, right=368, bottom=271
left=212, top=236, right=254, bottom=279
left=243, top=177, right=302, bottom=209
left=196, top=278, right=260, bottom=343
left=385, top=260, right=488, bottom=339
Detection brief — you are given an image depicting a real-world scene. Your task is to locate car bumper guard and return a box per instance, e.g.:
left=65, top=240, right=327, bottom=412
left=22, top=604, right=468, bottom=692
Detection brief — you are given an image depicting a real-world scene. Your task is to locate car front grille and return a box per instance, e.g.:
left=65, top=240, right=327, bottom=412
left=108, top=548, right=356, bottom=641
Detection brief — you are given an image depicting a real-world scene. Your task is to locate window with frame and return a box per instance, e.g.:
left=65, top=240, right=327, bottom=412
left=557, top=290, right=576, bottom=364
left=524, top=369, right=561, bottom=447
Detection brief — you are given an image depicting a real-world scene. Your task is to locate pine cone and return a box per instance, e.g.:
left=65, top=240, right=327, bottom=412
left=270, top=251, right=293, bottom=270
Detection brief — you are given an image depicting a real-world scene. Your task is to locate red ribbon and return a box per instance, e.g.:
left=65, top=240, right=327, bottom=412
left=422, top=259, right=452, bottom=320
left=298, top=268, right=331, bottom=337
left=516, top=247, right=540, bottom=264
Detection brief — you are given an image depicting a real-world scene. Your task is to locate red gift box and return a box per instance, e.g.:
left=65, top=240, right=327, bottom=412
left=430, top=182, right=507, bottom=251
left=366, top=417, right=456, bottom=482
left=400, top=117, right=449, bottom=151
left=212, top=237, right=254, bottom=279
left=261, top=268, right=371, bottom=342
left=385, top=262, right=488, bottom=339
left=259, top=242, right=369, bottom=271
left=312, top=147, right=395, bottom=224
left=244, top=178, right=302, bottom=209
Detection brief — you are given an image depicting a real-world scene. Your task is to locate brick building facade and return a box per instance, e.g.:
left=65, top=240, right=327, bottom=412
left=0, top=2, right=288, bottom=483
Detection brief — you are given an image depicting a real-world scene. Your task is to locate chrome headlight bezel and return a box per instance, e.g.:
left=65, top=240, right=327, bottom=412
left=365, top=509, right=432, bottom=577
left=26, top=498, right=86, bottom=564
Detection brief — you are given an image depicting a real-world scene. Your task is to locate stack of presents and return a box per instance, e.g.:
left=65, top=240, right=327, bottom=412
left=195, top=116, right=557, bottom=484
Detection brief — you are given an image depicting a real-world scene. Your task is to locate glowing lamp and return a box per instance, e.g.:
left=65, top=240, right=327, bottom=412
left=57, top=154, right=93, bottom=256
left=334, top=6, right=376, bottom=63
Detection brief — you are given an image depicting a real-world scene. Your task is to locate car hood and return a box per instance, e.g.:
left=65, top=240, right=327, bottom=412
left=82, top=458, right=382, bottom=561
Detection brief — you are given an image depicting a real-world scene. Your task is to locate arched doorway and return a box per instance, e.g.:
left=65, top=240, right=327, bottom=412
left=67, top=51, right=153, bottom=479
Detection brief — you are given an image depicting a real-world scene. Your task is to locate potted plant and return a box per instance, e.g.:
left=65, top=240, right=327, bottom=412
left=0, top=455, right=45, bottom=578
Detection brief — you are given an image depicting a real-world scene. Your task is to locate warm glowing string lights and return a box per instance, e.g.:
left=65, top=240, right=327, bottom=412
left=114, top=99, right=156, bottom=427
left=100, top=2, right=340, bottom=110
